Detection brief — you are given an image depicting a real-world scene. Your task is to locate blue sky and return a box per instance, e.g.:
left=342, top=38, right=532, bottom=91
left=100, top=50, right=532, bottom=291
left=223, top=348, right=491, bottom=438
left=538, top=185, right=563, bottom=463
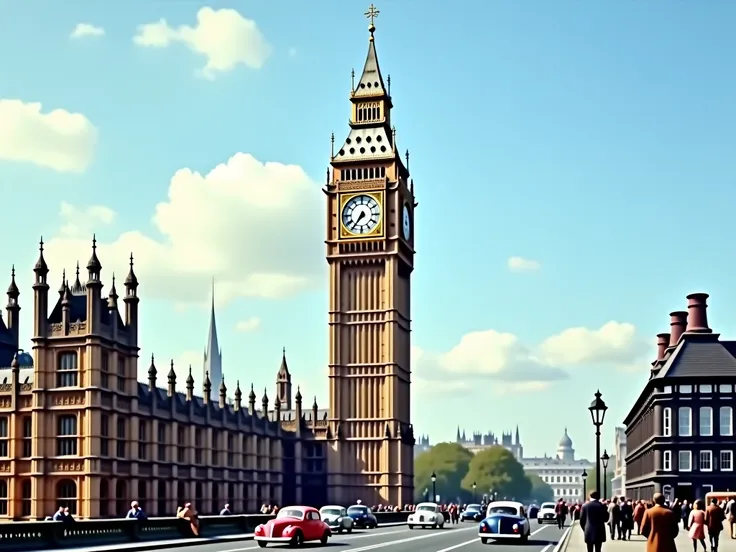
left=2, top=0, right=736, bottom=459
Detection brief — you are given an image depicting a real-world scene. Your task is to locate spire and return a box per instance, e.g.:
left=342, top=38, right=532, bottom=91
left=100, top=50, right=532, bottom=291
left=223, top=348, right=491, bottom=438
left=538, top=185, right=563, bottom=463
left=7, top=265, right=19, bottom=301
left=148, top=354, right=157, bottom=390
left=278, top=347, right=290, bottom=380
left=107, top=273, right=118, bottom=309
left=219, top=375, right=227, bottom=407
left=515, top=424, right=520, bottom=445
left=33, top=237, right=48, bottom=278
left=71, top=262, right=84, bottom=294
left=295, top=386, right=302, bottom=404
left=203, top=278, right=223, bottom=391
left=456, top=426, right=461, bottom=442
left=124, top=253, right=139, bottom=289
left=61, top=282, right=72, bottom=306
left=249, top=383, right=256, bottom=402
left=234, top=380, right=242, bottom=410
left=58, top=269, right=67, bottom=297
left=203, top=370, right=212, bottom=401
left=354, top=4, right=387, bottom=97
left=167, top=359, right=176, bottom=384
left=86, top=234, right=102, bottom=274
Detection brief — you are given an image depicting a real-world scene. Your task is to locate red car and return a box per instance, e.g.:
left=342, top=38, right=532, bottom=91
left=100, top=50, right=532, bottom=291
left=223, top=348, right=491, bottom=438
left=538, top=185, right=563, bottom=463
left=254, top=506, right=331, bottom=547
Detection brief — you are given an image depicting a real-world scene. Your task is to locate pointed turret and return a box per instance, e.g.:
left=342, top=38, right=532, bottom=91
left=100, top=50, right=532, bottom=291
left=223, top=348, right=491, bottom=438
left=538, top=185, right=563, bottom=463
left=71, top=262, right=84, bottom=294
left=148, top=354, right=157, bottom=391
left=456, top=426, right=461, bottom=443
left=274, top=395, right=282, bottom=421
left=203, top=279, right=223, bottom=391
left=312, top=396, right=319, bottom=425
left=234, top=380, right=242, bottom=411
left=123, top=253, right=139, bottom=344
left=185, top=365, right=194, bottom=401
left=107, top=274, right=119, bottom=309
left=353, top=5, right=387, bottom=98
left=219, top=375, right=227, bottom=408
left=5, top=265, right=20, bottom=348
left=7, top=265, right=19, bottom=302
left=248, top=384, right=256, bottom=414
left=261, top=387, right=269, bottom=415
left=515, top=425, right=520, bottom=445
left=167, top=359, right=176, bottom=397
left=58, top=269, right=66, bottom=298
left=32, top=238, right=49, bottom=339
left=33, top=237, right=49, bottom=280
left=86, top=234, right=102, bottom=276
left=203, top=370, right=212, bottom=403
left=276, top=347, right=293, bottom=410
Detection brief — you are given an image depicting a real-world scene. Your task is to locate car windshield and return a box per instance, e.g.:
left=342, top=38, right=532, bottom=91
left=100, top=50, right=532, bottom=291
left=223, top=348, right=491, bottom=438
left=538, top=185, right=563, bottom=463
left=488, top=506, right=520, bottom=516
left=348, top=506, right=368, bottom=514
left=277, top=508, right=305, bottom=520
left=541, top=503, right=556, bottom=510
left=417, top=505, right=436, bottom=512
left=321, top=508, right=343, bottom=516
left=466, top=504, right=481, bottom=511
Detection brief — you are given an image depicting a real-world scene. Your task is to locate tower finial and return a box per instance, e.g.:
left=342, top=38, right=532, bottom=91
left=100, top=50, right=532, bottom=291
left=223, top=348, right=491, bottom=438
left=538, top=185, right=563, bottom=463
left=330, top=133, right=335, bottom=158
left=351, top=68, right=355, bottom=92
left=364, top=4, right=380, bottom=39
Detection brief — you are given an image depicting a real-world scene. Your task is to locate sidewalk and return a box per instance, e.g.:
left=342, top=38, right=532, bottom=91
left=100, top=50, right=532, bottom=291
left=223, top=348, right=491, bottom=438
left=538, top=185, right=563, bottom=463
left=564, top=521, right=736, bottom=552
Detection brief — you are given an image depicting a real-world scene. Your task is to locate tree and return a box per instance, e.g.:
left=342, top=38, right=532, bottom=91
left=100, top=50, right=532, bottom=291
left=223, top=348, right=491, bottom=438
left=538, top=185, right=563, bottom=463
left=414, top=443, right=474, bottom=502
left=461, top=446, right=531, bottom=501
left=586, top=455, right=616, bottom=499
left=526, top=473, right=554, bottom=504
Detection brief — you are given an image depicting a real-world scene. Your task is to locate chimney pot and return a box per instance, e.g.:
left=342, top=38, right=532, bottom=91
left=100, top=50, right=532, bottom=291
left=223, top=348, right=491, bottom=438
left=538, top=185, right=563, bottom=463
left=686, top=292, right=712, bottom=333
left=668, top=311, right=688, bottom=349
left=655, top=333, right=670, bottom=362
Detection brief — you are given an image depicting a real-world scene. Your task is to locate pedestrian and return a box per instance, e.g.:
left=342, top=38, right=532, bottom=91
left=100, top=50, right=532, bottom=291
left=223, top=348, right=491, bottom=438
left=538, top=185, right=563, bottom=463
left=620, top=498, right=633, bottom=540
left=641, top=492, right=678, bottom=552
left=580, top=490, right=609, bottom=552
left=220, top=503, right=232, bottom=516
left=688, top=499, right=707, bottom=552
left=726, top=496, right=736, bottom=539
left=682, top=500, right=692, bottom=531
left=608, top=497, right=621, bottom=540
left=555, top=499, right=566, bottom=529
left=126, top=501, right=147, bottom=520
left=634, top=500, right=646, bottom=535
left=706, top=497, right=725, bottom=552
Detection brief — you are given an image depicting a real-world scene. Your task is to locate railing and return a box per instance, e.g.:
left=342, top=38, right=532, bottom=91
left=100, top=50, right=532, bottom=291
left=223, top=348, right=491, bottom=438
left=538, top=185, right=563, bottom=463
left=0, top=511, right=410, bottom=551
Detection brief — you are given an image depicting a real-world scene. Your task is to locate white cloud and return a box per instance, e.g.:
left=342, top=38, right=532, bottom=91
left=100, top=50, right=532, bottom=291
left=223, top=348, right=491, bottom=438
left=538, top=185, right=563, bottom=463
left=414, top=321, right=648, bottom=393
left=235, top=317, right=261, bottom=332
left=0, top=100, right=97, bottom=173
left=133, top=7, right=271, bottom=79
left=44, top=152, right=323, bottom=307
left=507, top=256, right=541, bottom=272
left=58, top=201, right=116, bottom=238
left=70, top=23, right=105, bottom=39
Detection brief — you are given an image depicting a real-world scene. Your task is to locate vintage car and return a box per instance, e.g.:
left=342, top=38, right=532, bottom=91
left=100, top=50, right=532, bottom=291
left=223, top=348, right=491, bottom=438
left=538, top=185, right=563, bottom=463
left=537, top=501, right=557, bottom=524
left=478, top=501, right=531, bottom=543
left=347, top=504, right=378, bottom=528
left=319, top=505, right=354, bottom=533
left=407, top=502, right=445, bottom=529
left=460, top=504, right=484, bottom=522
left=254, top=506, right=331, bottom=547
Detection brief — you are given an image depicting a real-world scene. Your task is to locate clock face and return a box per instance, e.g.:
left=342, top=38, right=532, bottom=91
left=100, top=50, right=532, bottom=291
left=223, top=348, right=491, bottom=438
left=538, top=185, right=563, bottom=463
left=342, top=194, right=381, bottom=235
left=402, top=205, right=411, bottom=240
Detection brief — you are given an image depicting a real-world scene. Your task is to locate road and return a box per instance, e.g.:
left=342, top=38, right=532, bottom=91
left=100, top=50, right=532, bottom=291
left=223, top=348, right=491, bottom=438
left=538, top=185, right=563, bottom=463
left=144, top=521, right=570, bottom=552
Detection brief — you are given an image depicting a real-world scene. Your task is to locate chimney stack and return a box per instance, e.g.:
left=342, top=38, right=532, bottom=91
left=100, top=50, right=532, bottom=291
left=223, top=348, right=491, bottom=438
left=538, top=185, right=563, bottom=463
left=655, top=333, right=671, bottom=362
left=686, top=292, right=712, bottom=333
left=667, top=311, right=688, bottom=350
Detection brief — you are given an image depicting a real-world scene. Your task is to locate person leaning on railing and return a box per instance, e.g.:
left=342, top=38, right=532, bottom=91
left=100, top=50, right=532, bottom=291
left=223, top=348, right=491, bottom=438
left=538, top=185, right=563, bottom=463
left=176, top=503, right=200, bottom=536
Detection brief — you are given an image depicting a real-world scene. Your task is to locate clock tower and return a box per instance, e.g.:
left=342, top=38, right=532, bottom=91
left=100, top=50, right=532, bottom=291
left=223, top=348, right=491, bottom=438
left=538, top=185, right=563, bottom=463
left=325, top=5, right=416, bottom=506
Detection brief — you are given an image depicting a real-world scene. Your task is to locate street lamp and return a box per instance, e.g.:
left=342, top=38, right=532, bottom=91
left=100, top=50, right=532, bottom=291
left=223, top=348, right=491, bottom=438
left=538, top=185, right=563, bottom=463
left=472, top=481, right=477, bottom=503
left=581, top=469, right=588, bottom=501
left=588, top=389, right=608, bottom=495
left=601, top=450, right=610, bottom=500
left=431, top=472, right=437, bottom=502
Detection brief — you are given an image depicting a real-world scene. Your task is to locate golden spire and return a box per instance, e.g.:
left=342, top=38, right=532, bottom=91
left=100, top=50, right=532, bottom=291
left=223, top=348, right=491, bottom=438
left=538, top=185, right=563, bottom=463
left=365, top=4, right=380, bottom=40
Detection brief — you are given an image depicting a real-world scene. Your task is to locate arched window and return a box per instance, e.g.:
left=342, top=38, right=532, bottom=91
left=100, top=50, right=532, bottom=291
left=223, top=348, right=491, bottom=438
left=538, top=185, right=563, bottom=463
left=115, top=480, right=127, bottom=517
left=99, top=480, right=109, bottom=517
left=157, top=481, right=167, bottom=517
left=21, top=479, right=32, bottom=517
left=56, top=479, right=77, bottom=515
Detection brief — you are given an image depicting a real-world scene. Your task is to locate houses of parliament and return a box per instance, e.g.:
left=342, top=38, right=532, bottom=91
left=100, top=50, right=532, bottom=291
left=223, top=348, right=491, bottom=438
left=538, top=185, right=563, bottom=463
left=0, top=6, right=416, bottom=520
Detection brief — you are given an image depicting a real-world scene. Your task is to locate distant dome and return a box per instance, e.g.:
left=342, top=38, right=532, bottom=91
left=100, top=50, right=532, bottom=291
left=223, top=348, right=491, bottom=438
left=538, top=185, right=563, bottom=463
left=16, top=350, right=33, bottom=367
left=558, top=428, right=573, bottom=449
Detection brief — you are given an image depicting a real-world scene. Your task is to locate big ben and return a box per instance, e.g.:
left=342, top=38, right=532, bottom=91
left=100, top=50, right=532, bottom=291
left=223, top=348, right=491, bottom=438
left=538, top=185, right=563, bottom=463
left=325, top=5, right=415, bottom=506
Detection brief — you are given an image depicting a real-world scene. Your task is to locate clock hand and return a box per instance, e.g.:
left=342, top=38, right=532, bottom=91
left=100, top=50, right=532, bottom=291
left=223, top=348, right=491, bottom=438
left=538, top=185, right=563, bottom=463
left=355, top=209, right=367, bottom=224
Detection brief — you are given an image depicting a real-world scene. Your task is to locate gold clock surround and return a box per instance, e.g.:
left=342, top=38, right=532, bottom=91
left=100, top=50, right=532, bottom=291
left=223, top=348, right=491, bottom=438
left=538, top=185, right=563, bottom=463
left=339, top=191, right=385, bottom=239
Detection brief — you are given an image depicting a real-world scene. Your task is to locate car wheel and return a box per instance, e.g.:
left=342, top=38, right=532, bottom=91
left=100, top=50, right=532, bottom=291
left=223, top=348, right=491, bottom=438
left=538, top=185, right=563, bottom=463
left=289, top=531, right=304, bottom=547
left=257, top=543, right=268, bottom=549
left=481, top=538, right=489, bottom=545
left=320, top=532, right=329, bottom=545
left=408, top=525, right=414, bottom=530
left=537, top=520, right=542, bottom=525
left=337, top=527, right=342, bottom=534
left=348, top=526, right=353, bottom=534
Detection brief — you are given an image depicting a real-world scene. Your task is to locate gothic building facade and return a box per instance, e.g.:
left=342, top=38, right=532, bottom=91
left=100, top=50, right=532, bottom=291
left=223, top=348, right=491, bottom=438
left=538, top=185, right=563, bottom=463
left=0, top=8, right=415, bottom=519
left=456, top=426, right=524, bottom=460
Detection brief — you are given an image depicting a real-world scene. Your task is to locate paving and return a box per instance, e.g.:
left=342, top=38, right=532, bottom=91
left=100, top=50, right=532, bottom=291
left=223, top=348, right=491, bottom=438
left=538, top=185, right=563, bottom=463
left=62, top=521, right=568, bottom=552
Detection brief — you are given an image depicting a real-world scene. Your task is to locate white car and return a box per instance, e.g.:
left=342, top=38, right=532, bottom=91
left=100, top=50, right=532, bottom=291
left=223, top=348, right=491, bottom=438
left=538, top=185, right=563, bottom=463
left=407, top=502, right=445, bottom=529
left=478, top=501, right=531, bottom=543
left=537, top=501, right=556, bottom=524
left=319, top=505, right=354, bottom=533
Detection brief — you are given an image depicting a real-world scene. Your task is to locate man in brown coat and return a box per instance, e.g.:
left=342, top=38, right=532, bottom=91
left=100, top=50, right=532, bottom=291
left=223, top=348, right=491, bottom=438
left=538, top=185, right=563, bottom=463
left=640, top=493, right=678, bottom=552
left=706, top=497, right=726, bottom=552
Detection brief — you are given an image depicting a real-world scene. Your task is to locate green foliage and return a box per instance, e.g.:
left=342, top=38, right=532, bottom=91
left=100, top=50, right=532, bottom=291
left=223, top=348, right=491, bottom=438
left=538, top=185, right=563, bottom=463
left=414, top=443, right=474, bottom=501
left=526, top=473, right=554, bottom=504
left=461, top=446, right=531, bottom=501
left=586, top=455, right=616, bottom=499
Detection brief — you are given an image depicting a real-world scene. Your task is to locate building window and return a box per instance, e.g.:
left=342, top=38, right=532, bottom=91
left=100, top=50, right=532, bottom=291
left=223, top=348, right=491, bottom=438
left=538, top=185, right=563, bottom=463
left=57, top=479, right=77, bottom=515
left=227, top=434, right=234, bottom=467
left=194, top=429, right=203, bottom=464
left=212, top=430, right=219, bottom=466
left=721, top=451, right=733, bottom=471
left=700, top=451, right=713, bottom=471
left=663, top=450, right=672, bottom=471
left=101, top=415, right=109, bottom=456
left=680, top=385, right=692, bottom=394
left=99, top=480, right=109, bottom=517
left=678, top=407, right=692, bottom=436
left=21, top=479, right=31, bottom=517
left=57, top=415, right=78, bottom=456
left=700, top=407, right=713, bottom=436
left=720, top=385, right=733, bottom=394
left=117, top=357, right=125, bottom=392
left=157, top=423, right=166, bottom=461
left=700, top=384, right=713, bottom=394
left=139, top=421, right=148, bottom=460
left=663, top=407, right=672, bottom=436
left=0, top=417, right=8, bottom=457
left=101, top=352, right=109, bottom=388
left=116, top=418, right=126, bottom=458
left=57, top=352, right=78, bottom=387
left=679, top=451, right=692, bottom=472
left=720, top=407, right=733, bottom=436
left=0, top=480, right=7, bottom=516
left=177, top=427, right=185, bottom=463
left=663, top=385, right=673, bottom=393
left=22, top=416, right=32, bottom=457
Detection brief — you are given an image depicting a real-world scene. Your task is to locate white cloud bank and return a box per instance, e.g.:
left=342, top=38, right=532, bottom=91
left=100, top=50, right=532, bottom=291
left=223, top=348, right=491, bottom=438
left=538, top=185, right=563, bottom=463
left=414, top=321, right=649, bottom=394
left=44, top=152, right=323, bottom=307
left=133, top=7, right=271, bottom=78
left=70, top=23, right=105, bottom=39
left=0, top=100, right=97, bottom=173
left=507, top=256, right=541, bottom=272
left=235, top=317, right=261, bottom=332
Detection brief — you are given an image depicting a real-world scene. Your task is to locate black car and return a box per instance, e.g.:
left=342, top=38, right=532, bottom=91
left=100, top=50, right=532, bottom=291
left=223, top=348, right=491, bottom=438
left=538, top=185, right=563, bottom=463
left=460, top=504, right=483, bottom=522
left=347, top=505, right=378, bottom=528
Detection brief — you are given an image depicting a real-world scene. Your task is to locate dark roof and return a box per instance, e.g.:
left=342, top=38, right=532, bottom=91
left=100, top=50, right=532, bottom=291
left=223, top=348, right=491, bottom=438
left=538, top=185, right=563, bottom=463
left=47, top=288, right=125, bottom=327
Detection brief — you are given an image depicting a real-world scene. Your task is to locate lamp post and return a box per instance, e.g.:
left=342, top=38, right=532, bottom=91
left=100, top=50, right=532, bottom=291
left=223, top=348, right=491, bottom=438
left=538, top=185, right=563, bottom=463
left=431, top=472, right=437, bottom=502
left=601, top=450, right=610, bottom=500
left=588, top=389, right=608, bottom=495
left=473, top=481, right=477, bottom=503
left=581, top=469, right=587, bottom=501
